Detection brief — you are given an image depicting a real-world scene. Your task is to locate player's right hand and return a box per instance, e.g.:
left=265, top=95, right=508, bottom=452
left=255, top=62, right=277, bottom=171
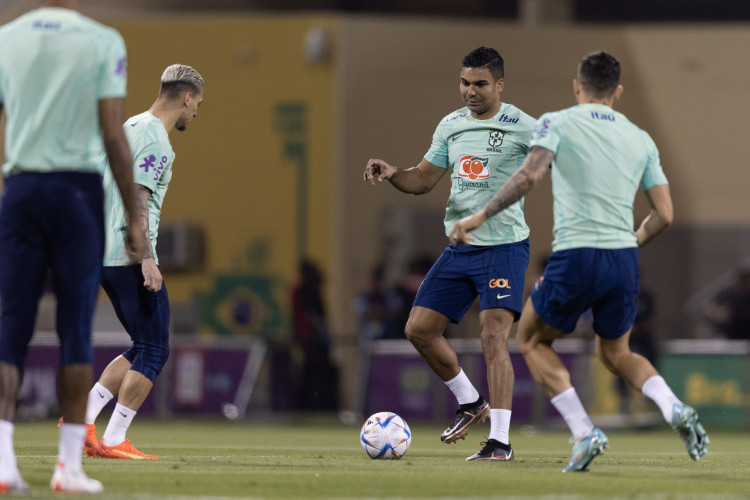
left=448, top=211, right=487, bottom=245
left=363, top=158, right=397, bottom=185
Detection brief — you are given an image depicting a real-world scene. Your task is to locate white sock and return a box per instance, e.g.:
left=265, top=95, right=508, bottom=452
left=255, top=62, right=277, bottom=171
left=444, top=368, right=480, bottom=406
left=488, top=409, right=511, bottom=445
left=551, top=387, right=594, bottom=440
left=85, top=382, right=114, bottom=425
left=102, top=403, right=137, bottom=446
left=641, top=375, right=680, bottom=424
left=57, top=423, right=85, bottom=474
left=0, top=420, right=19, bottom=480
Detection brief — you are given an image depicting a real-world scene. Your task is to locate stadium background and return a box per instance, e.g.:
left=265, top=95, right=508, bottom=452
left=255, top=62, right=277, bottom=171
left=0, top=0, right=748, bottom=428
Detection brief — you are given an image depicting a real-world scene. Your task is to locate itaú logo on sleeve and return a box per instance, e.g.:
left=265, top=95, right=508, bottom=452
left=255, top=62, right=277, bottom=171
left=489, top=278, right=511, bottom=289
left=458, top=155, right=490, bottom=180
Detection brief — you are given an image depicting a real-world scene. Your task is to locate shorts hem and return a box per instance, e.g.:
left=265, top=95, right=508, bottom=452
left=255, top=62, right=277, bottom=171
left=530, top=291, right=575, bottom=334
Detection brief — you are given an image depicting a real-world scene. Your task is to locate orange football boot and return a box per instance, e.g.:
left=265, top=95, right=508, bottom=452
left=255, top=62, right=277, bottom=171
left=59, top=417, right=100, bottom=458
left=84, top=424, right=99, bottom=458
left=96, top=438, right=158, bottom=460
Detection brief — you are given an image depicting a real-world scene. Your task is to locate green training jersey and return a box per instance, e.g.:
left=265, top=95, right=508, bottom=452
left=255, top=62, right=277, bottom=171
left=0, top=7, right=126, bottom=177
left=530, top=103, right=668, bottom=252
left=103, top=111, right=175, bottom=266
left=424, top=103, right=535, bottom=246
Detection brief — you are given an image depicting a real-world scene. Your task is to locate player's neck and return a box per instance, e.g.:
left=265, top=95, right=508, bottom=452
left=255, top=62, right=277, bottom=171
left=148, top=101, right=179, bottom=134
left=576, top=94, right=615, bottom=108
left=42, top=0, right=78, bottom=9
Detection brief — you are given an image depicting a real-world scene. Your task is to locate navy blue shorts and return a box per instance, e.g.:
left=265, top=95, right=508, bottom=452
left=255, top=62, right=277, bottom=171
left=101, top=265, right=170, bottom=382
left=0, top=172, right=104, bottom=367
left=531, top=247, right=639, bottom=339
left=413, top=240, right=529, bottom=323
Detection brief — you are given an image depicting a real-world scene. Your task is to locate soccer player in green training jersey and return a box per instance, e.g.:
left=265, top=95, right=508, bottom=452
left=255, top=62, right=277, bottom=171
left=449, top=51, right=708, bottom=472
left=83, top=65, right=204, bottom=461
left=0, top=1, right=146, bottom=494
left=364, top=46, right=536, bottom=461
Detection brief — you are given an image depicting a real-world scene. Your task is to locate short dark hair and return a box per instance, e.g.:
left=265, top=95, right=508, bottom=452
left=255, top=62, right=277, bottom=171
left=578, top=51, right=620, bottom=97
left=462, top=46, right=504, bottom=80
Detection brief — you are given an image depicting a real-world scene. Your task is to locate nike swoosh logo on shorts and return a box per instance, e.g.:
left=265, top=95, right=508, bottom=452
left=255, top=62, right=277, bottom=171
left=497, top=294, right=511, bottom=299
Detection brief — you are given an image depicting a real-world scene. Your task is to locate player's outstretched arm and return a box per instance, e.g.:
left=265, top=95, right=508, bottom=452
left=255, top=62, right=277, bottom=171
left=134, top=184, right=163, bottom=292
left=449, top=146, right=552, bottom=244
left=363, top=158, right=447, bottom=195
left=636, top=184, right=673, bottom=247
left=99, top=97, right=146, bottom=263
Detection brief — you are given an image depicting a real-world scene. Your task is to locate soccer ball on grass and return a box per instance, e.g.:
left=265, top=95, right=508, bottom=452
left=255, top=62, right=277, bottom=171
left=359, top=411, right=411, bottom=459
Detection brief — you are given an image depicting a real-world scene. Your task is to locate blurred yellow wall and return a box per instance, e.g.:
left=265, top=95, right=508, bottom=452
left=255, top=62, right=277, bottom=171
left=113, top=15, right=338, bottom=315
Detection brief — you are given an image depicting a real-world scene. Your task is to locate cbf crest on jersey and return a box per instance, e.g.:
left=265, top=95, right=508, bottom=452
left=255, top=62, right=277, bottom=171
left=488, top=130, right=504, bottom=152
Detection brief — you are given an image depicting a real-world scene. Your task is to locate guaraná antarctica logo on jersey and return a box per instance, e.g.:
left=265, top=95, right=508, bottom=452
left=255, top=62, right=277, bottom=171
left=487, top=130, right=504, bottom=152
left=457, top=155, right=490, bottom=190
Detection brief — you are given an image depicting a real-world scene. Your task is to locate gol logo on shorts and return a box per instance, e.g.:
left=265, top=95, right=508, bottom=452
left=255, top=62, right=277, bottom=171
left=489, top=278, right=511, bottom=289
left=458, top=155, right=490, bottom=180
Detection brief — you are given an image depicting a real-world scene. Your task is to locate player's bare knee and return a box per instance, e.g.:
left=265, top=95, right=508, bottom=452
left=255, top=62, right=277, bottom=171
left=404, top=321, right=433, bottom=349
left=516, top=329, right=540, bottom=356
left=479, top=327, right=509, bottom=354
left=598, top=347, right=626, bottom=375
left=403, top=322, right=423, bottom=346
left=516, top=336, right=532, bottom=356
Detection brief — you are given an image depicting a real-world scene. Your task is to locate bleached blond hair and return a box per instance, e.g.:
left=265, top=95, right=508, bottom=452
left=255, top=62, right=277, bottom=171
left=159, top=64, right=203, bottom=98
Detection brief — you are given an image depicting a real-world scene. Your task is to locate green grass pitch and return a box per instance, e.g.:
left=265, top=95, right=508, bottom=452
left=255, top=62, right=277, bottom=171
left=12, top=416, right=750, bottom=498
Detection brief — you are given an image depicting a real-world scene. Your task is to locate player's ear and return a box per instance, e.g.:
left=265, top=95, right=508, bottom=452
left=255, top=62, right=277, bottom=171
left=183, top=91, right=192, bottom=107
left=614, top=84, right=624, bottom=101
left=496, top=77, right=504, bottom=93
left=572, top=78, right=581, bottom=96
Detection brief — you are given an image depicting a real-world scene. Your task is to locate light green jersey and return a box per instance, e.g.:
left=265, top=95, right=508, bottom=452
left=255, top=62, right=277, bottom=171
left=530, top=103, right=668, bottom=251
left=103, top=111, right=175, bottom=266
left=0, top=8, right=126, bottom=177
left=425, top=103, right=535, bottom=246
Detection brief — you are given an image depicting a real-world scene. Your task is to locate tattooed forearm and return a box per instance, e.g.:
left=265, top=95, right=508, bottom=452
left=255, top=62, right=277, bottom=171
left=135, top=184, right=154, bottom=260
left=483, top=146, right=553, bottom=220
left=483, top=169, right=536, bottom=218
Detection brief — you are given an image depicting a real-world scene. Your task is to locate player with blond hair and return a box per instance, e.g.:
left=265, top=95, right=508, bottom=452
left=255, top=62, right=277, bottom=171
left=81, top=64, right=204, bottom=460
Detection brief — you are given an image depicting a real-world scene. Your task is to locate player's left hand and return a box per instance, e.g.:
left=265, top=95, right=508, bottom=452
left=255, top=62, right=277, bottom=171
left=449, top=212, right=487, bottom=245
left=142, top=258, right=163, bottom=292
